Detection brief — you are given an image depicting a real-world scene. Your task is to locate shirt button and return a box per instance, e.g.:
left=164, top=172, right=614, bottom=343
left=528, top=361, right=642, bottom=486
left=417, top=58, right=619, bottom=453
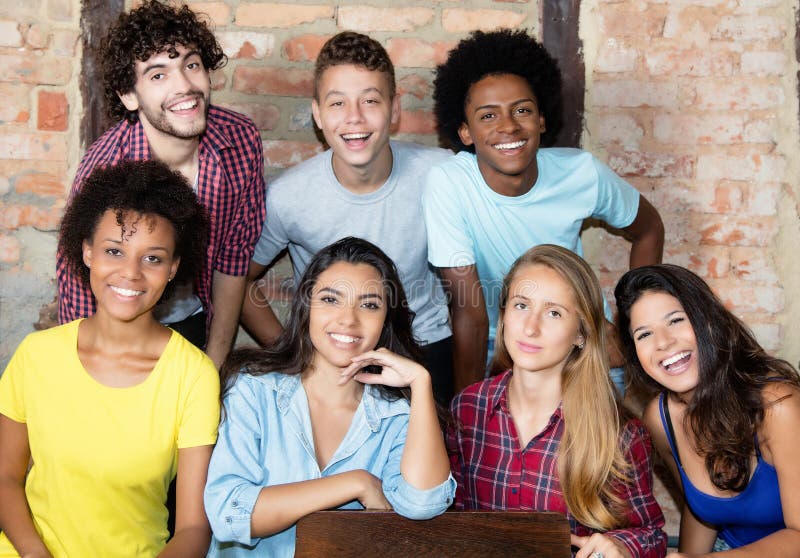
left=225, top=516, right=232, bottom=524
left=232, top=499, right=239, bottom=508
left=511, top=488, right=517, bottom=494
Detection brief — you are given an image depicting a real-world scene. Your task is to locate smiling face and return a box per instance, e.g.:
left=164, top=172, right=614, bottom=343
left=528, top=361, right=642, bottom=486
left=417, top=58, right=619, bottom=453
left=629, top=291, right=700, bottom=398
left=119, top=44, right=211, bottom=141
left=312, top=64, right=400, bottom=188
left=458, top=73, right=545, bottom=197
left=308, top=261, right=388, bottom=372
left=83, top=210, right=179, bottom=324
left=502, top=264, right=583, bottom=380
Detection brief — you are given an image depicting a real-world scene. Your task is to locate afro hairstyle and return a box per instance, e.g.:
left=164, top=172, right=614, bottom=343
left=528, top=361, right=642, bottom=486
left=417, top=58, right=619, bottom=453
left=434, top=29, right=563, bottom=152
left=58, top=159, right=208, bottom=303
left=100, top=0, right=226, bottom=123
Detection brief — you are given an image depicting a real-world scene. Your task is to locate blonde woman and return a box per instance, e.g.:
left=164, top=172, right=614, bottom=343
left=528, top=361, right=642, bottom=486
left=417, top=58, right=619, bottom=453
left=447, top=245, right=666, bottom=558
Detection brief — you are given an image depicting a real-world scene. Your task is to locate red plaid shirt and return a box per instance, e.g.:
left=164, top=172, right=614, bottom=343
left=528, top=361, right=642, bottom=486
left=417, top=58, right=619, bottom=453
left=57, top=106, right=266, bottom=327
left=447, top=370, right=666, bottom=557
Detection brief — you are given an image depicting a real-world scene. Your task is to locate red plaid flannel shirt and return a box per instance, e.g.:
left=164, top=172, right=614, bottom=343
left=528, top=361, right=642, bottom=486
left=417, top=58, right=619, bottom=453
left=447, top=370, right=667, bottom=557
left=56, top=106, right=266, bottom=328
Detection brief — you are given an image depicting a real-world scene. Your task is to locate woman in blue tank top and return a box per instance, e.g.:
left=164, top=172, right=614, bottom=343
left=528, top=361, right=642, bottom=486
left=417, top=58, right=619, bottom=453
left=614, top=264, right=800, bottom=556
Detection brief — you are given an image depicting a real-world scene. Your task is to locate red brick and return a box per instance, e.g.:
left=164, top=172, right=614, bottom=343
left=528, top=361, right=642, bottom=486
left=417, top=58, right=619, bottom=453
left=664, top=245, right=730, bottom=279
left=397, top=110, right=436, bottom=135
left=263, top=140, right=324, bottom=170
left=662, top=6, right=717, bottom=42
left=210, top=69, right=227, bottom=91
left=233, top=66, right=313, bottom=97
left=595, top=39, right=638, bottom=73
left=14, top=173, right=65, bottom=197
left=25, top=23, right=49, bottom=49
left=283, top=34, right=329, bottom=62
left=397, top=74, right=430, bottom=100
left=0, top=234, right=20, bottom=263
left=0, top=176, right=9, bottom=196
left=743, top=118, right=777, bottom=144
left=441, top=8, right=527, bottom=32
left=744, top=181, right=779, bottom=217
left=598, top=4, right=666, bottom=37
left=713, top=16, right=785, bottom=41
left=692, top=82, right=784, bottom=110
left=221, top=102, right=280, bottom=131
left=339, top=6, right=434, bottom=32
left=592, top=80, right=677, bottom=108
left=741, top=51, right=787, bottom=76
left=748, top=323, right=780, bottom=352
left=188, top=2, right=232, bottom=25
left=0, top=132, right=67, bottom=161
left=386, top=39, right=455, bottom=69
left=607, top=151, right=694, bottom=178
left=0, top=204, right=64, bottom=231
left=696, top=152, right=784, bottom=182
left=236, top=3, right=333, bottom=27
left=0, top=83, right=32, bottom=123
left=699, top=216, right=777, bottom=247
left=653, top=114, right=743, bottom=145
left=594, top=114, right=643, bottom=150
left=0, top=54, right=72, bottom=85
left=0, top=20, right=23, bottom=47
left=51, top=29, right=79, bottom=57
left=712, top=282, right=783, bottom=314
left=644, top=49, right=733, bottom=77
left=37, top=91, right=68, bottom=131
left=47, top=0, right=71, bottom=20
left=218, top=31, right=275, bottom=59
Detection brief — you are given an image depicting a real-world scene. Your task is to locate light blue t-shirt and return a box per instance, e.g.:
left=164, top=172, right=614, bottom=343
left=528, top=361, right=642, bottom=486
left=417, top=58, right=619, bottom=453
left=422, top=148, right=640, bottom=340
left=252, top=140, right=452, bottom=346
left=204, top=373, right=456, bottom=558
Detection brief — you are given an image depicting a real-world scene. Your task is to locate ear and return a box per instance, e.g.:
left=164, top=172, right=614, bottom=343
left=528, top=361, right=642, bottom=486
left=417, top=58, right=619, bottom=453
left=82, top=239, right=93, bottom=269
left=458, top=122, right=474, bottom=147
left=311, top=99, right=322, bottom=130
left=168, top=256, right=180, bottom=282
left=118, top=89, right=140, bottom=112
left=575, top=334, right=585, bottom=350
left=539, top=115, right=546, bottom=132
left=389, top=94, right=401, bottom=127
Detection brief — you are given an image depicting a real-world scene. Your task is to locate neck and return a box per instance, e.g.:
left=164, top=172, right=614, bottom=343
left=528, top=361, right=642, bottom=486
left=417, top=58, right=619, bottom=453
left=478, top=158, right=539, bottom=198
left=81, top=309, right=165, bottom=353
left=302, top=357, right=364, bottom=405
left=140, top=118, right=200, bottom=181
left=508, top=364, right=562, bottom=408
left=331, top=144, right=393, bottom=194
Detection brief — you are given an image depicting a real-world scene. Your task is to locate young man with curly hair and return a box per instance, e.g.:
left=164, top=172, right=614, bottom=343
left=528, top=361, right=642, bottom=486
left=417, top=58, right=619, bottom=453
left=423, top=30, right=664, bottom=392
left=241, top=32, right=456, bottom=404
left=57, top=0, right=266, bottom=369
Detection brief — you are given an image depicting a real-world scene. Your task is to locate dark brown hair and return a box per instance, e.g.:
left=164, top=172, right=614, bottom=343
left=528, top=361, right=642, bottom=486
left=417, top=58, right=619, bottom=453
left=314, top=31, right=396, bottom=100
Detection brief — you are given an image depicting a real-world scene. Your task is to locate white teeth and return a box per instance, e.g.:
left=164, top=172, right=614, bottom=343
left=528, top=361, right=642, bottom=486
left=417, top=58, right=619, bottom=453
left=330, top=333, right=359, bottom=343
left=341, top=133, right=370, bottom=140
left=170, top=99, right=197, bottom=111
left=493, top=140, right=526, bottom=150
left=661, top=351, right=690, bottom=367
left=110, top=286, right=143, bottom=297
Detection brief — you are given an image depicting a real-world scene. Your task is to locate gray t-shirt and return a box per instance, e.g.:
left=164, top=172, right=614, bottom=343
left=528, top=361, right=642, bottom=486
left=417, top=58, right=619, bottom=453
left=253, top=140, right=452, bottom=345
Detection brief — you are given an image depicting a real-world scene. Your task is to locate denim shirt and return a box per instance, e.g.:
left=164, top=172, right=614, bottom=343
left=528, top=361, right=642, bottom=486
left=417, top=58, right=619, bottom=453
left=204, top=372, right=456, bottom=557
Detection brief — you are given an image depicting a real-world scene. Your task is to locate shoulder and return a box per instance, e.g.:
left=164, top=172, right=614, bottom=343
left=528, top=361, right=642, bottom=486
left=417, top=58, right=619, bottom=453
left=208, top=105, right=259, bottom=135
left=451, top=372, right=507, bottom=415
left=393, top=140, right=453, bottom=164
left=761, top=381, right=800, bottom=432
left=269, top=150, right=329, bottom=191
left=15, top=321, right=78, bottom=353
left=78, top=121, right=130, bottom=166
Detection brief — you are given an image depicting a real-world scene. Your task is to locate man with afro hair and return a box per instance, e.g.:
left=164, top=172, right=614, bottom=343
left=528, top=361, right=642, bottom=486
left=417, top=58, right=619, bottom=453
left=422, top=29, right=664, bottom=392
left=56, top=0, right=266, bottom=369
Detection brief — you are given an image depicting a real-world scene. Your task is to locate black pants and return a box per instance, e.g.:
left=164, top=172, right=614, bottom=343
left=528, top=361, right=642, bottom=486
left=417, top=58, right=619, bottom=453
left=163, top=311, right=207, bottom=537
left=422, top=336, right=455, bottom=408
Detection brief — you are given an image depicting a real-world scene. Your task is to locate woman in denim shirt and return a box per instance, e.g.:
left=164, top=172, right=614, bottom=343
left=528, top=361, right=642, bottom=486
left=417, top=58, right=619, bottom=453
left=204, top=238, right=455, bottom=557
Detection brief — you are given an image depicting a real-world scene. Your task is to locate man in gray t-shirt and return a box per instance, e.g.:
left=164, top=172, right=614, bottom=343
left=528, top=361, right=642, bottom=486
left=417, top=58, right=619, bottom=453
left=242, top=32, right=455, bottom=403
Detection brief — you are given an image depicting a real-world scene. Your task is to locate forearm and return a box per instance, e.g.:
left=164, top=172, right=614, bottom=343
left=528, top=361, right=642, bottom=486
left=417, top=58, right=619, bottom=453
left=0, top=480, right=51, bottom=557
left=451, top=310, right=488, bottom=392
left=158, top=525, right=211, bottom=558
left=249, top=471, right=369, bottom=538
left=207, top=271, right=247, bottom=369
left=400, top=373, right=450, bottom=489
left=240, top=278, right=284, bottom=346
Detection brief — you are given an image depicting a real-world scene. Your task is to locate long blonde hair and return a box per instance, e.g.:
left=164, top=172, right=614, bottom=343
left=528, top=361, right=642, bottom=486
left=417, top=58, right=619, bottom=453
left=491, top=245, right=629, bottom=529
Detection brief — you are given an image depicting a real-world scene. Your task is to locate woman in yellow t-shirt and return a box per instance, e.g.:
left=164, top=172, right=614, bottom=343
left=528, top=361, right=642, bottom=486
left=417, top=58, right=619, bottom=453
left=0, top=160, right=220, bottom=557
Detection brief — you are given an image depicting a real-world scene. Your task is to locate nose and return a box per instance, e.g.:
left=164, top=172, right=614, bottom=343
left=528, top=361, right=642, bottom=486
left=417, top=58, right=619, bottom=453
left=496, top=111, right=520, bottom=134
left=523, top=311, right=540, bottom=337
left=120, top=256, right=143, bottom=280
left=173, top=68, right=192, bottom=93
left=344, top=102, right=365, bottom=124
left=653, top=327, right=674, bottom=351
left=336, top=303, right=358, bottom=326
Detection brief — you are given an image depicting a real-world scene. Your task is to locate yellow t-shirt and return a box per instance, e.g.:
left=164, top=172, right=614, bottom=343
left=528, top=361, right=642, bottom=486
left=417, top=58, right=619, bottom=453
left=0, top=320, right=220, bottom=557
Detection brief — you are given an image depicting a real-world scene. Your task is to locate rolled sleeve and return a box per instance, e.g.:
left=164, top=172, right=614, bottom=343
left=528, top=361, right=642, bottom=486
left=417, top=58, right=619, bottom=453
left=204, top=377, right=266, bottom=545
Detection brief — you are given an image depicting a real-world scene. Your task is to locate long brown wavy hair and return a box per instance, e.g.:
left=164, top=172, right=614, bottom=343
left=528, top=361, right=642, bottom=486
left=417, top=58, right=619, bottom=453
left=491, top=245, right=630, bottom=529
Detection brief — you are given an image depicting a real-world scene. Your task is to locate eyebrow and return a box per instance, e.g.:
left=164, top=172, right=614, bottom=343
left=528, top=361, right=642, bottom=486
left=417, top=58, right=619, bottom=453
left=317, top=287, right=384, bottom=301
left=509, top=294, right=570, bottom=312
left=140, top=49, right=202, bottom=76
left=631, top=310, right=683, bottom=335
left=474, top=97, right=536, bottom=112
left=323, top=87, right=383, bottom=100
left=101, top=238, right=170, bottom=252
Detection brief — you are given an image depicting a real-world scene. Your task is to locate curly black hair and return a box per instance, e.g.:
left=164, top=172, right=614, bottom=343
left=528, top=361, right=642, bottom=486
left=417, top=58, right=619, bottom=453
left=101, top=0, right=226, bottom=123
left=314, top=31, right=396, bottom=99
left=434, top=29, right=563, bottom=152
left=58, top=160, right=208, bottom=303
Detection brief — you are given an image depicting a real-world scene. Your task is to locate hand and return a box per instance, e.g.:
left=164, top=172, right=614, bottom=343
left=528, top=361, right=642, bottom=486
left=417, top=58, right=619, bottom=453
left=354, top=470, right=392, bottom=510
left=339, top=348, right=429, bottom=390
left=571, top=533, right=632, bottom=558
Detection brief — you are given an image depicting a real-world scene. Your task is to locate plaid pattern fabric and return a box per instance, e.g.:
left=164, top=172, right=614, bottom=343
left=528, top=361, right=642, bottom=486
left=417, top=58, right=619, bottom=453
left=447, top=370, right=667, bottom=557
left=56, top=106, right=266, bottom=328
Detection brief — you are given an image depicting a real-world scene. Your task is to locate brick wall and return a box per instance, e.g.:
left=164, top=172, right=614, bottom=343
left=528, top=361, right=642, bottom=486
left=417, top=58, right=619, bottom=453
left=0, top=0, right=798, bottom=370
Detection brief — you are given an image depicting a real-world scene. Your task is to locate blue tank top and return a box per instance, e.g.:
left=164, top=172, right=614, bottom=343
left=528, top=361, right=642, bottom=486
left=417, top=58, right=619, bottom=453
left=658, top=392, right=784, bottom=547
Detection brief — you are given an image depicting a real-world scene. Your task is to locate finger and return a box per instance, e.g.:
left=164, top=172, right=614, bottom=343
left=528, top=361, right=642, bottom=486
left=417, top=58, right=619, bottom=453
left=571, top=534, right=588, bottom=548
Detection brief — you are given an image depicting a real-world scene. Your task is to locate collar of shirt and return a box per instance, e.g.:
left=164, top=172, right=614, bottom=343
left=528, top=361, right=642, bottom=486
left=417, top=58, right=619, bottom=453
left=273, top=373, right=408, bottom=432
left=487, top=369, right=564, bottom=435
